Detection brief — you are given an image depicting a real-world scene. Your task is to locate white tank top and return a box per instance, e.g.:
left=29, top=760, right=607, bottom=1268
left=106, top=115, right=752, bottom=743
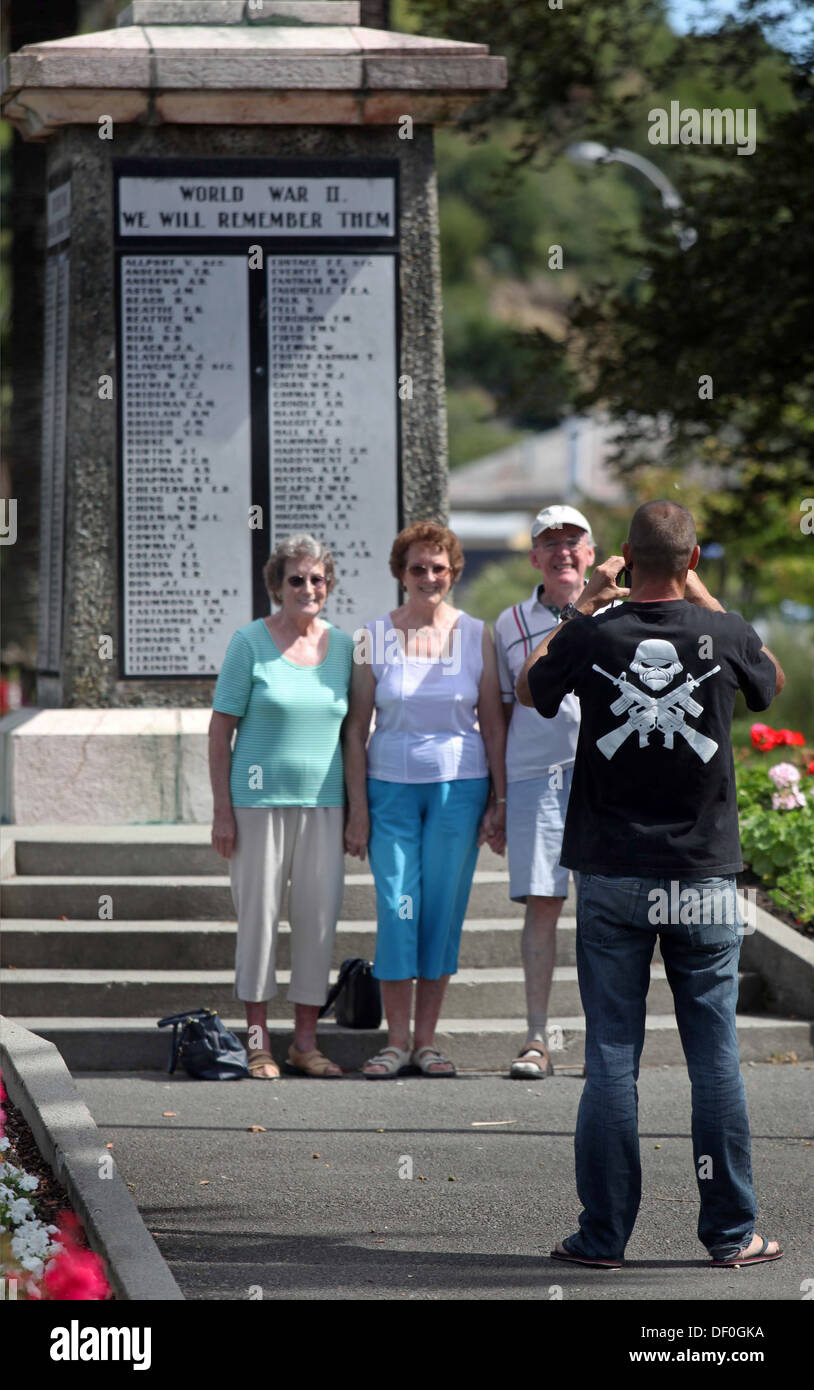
left=365, top=611, right=489, bottom=783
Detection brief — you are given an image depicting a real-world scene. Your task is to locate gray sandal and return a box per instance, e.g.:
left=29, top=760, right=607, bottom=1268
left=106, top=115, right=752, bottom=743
left=411, top=1045, right=456, bottom=1077
left=362, top=1046, right=412, bottom=1079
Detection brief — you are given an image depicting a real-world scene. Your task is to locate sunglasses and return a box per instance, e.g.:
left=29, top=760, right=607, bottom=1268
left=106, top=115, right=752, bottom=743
left=406, top=564, right=451, bottom=578
left=286, top=574, right=326, bottom=589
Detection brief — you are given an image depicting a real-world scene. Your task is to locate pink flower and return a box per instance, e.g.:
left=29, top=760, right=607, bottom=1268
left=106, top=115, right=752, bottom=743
left=768, top=762, right=801, bottom=790
left=772, top=789, right=807, bottom=811
left=44, top=1245, right=111, bottom=1300
left=43, top=1211, right=111, bottom=1301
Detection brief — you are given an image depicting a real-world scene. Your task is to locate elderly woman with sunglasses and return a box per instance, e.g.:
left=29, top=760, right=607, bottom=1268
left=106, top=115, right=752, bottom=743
left=343, top=521, right=507, bottom=1077
left=209, top=534, right=354, bottom=1079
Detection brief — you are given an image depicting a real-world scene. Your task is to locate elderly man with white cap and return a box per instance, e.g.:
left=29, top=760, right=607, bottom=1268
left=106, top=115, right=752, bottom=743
left=494, top=504, right=597, bottom=1079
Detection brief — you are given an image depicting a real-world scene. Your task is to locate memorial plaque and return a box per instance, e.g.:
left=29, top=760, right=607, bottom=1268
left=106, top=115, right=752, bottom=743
left=37, top=180, right=71, bottom=674
left=115, top=158, right=400, bottom=678
left=120, top=255, right=252, bottom=676
left=268, top=254, right=398, bottom=626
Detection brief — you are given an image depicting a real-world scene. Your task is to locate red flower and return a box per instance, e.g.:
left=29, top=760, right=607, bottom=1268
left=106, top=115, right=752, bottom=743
left=807, top=759, right=814, bottom=776
left=750, top=723, right=807, bottom=751
left=750, top=724, right=780, bottom=750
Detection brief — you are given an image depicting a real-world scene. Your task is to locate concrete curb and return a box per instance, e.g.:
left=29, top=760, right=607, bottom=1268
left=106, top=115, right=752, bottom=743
left=0, top=1016, right=184, bottom=1301
left=740, top=904, right=814, bottom=1020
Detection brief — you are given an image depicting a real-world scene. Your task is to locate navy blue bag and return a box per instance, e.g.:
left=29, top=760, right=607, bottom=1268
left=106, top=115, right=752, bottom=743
left=157, top=1008, right=249, bottom=1080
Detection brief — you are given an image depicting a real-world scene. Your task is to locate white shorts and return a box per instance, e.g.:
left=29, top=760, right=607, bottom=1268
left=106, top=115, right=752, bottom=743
left=229, top=805, right=344, bottom=1005
left=506, top=769, right=574, bottom=902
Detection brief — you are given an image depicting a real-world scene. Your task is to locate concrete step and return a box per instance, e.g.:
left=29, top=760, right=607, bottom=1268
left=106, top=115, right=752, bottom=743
left=6, top=825, right=511, bottom=879
left=0, top=964, right=761, bottom=1019
left=2, top=918, right=591, bottom=970
left=0, top=872, right=558, bottom=921
left=10, top=1013, right=812, bottom=1072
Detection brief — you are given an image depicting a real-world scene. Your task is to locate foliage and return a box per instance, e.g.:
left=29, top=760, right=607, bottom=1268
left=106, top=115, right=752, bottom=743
left=736, top=745, right=814, bottom=926
left=568, top=96, right=814, bottom=552
left=406, top=0, right=814, bottom=566
left=735, top=621, right=814, bottom=736
left=446, top=387, right=530, bottom=470
left=455, top=553, right=535, bottom=624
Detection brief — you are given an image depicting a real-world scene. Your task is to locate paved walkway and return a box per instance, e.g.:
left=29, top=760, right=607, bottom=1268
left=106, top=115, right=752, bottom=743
left=76, top=1062, right=812, bottom=1302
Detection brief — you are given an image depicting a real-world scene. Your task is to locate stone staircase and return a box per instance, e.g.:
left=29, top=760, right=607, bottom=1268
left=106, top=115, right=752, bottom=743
left=2, top=826, right=811, bottom=1071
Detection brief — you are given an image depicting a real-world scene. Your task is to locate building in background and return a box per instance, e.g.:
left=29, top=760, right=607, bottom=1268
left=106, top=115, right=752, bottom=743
left=450, top=411, right=633, bottom=580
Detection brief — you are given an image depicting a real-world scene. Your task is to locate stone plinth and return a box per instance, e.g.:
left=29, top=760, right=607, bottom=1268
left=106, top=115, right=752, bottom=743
left=1, top=6, right=505, bottom=138
left=1, top=709, right=212, bottom=824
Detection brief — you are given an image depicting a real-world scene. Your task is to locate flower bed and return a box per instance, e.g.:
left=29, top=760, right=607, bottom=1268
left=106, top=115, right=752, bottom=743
left=0, top=1071, right=112, bottom=1300
left=736, top=725, right=814, bottom=936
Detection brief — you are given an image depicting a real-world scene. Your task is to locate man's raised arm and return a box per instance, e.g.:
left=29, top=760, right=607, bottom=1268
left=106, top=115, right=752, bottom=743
left=516, top=556, right=629, bottom=707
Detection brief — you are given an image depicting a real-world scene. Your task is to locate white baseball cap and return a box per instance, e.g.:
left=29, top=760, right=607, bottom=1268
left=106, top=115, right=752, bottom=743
left=531, top=504, right=593, bottom=541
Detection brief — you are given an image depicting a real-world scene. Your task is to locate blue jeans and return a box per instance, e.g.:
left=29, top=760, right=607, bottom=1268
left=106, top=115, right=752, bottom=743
left=568, top=873, right=757, bottom=1262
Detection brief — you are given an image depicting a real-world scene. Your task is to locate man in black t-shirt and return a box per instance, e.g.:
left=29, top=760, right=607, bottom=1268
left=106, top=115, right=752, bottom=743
left=516, top=499, right=785, bottom=1271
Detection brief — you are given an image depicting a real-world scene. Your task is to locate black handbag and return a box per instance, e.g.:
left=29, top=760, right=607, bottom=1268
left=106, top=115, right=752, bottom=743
left=157, top=1008, right=249, bottom=1080
left=318, top=958, right=382, bottom=1029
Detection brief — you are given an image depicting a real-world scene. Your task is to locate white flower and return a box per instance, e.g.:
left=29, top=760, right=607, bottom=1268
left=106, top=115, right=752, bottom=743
left=8, top=1196, right=34, bottom=1223
left=13, top=1220, right=52, bottom=1254
left=19, top=1253, right=44, bottom=1277
left=19, top=1173, right=39, bottom=1192
left=0, top=1136, right=10, bottom=1151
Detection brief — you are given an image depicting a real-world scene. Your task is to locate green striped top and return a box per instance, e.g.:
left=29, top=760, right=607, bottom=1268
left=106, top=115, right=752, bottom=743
left=213, top=618, right=354, bottom=808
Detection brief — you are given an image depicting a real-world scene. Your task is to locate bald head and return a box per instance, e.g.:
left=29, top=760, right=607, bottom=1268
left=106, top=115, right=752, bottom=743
left=627, top=500, right=697, bottom=580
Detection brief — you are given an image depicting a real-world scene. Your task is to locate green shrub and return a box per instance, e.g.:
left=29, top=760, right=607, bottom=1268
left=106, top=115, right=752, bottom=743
left=736, top=754, right=814, bottom=927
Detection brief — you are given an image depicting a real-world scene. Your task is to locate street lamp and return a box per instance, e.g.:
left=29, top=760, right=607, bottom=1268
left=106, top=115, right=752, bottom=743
left=567, top=141, right=697, bottom=250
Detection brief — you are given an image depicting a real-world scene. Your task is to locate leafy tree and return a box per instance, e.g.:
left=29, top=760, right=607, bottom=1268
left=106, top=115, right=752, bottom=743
left=407, top=0, right=813, bottom=573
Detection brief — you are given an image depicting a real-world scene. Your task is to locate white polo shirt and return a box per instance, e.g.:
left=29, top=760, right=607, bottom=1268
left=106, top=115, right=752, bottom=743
left=495, top=586, right=582, bottom=784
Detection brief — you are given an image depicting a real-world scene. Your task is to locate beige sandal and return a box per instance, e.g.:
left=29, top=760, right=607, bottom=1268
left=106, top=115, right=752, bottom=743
left=510, top=1045, right=554, bottom=1080
left=247, top=1049, right=280, bottom=1080
left=284, top=1044, right=343, bottom=1078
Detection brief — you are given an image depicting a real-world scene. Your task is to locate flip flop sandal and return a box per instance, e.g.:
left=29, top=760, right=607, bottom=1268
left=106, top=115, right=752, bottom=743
left=284, top=1045, right=343, bottom=1078
left=411, top=1046, right=456, bottom=1077
left=710, top=1237, right=783, bottom=1268
left=362, top=1046, right=412, bottom=1079
left=247, top=1049, right=280, bottom=1079
left=510, top=1046, right=554, bottom=1079
left=550, top=1240, right=623, bottom=1270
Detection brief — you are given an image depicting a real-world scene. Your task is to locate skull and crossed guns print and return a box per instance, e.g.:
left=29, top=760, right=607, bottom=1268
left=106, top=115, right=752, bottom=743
left=593, top=639, right=721, bottom=763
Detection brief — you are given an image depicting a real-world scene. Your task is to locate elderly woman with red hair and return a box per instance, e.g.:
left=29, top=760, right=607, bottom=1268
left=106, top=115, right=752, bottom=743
left=344, top=521, right=507, bottom=1077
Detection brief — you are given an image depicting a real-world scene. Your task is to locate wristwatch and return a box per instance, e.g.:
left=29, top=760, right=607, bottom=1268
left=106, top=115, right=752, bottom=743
left=559, top=602, right=583, bottom=622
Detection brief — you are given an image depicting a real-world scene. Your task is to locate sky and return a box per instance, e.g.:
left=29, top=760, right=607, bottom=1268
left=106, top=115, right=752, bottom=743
left=666, top=0, right=811, bottom=54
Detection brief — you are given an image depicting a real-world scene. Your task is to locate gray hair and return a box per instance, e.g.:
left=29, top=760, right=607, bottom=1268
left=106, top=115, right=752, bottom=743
left=263, top=534, right=336, bottom=604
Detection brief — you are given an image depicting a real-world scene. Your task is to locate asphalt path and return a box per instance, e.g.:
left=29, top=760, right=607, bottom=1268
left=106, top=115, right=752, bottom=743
left=76, top=1062, right=813, bottom=1304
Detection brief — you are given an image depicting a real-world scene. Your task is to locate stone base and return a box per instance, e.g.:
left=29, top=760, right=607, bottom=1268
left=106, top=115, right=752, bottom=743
left=0, top=708, right=213, bottom=824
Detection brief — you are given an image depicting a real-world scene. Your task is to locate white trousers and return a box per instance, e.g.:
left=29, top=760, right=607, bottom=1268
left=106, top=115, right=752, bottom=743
left=229, top=806, right=344, bottom=1005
